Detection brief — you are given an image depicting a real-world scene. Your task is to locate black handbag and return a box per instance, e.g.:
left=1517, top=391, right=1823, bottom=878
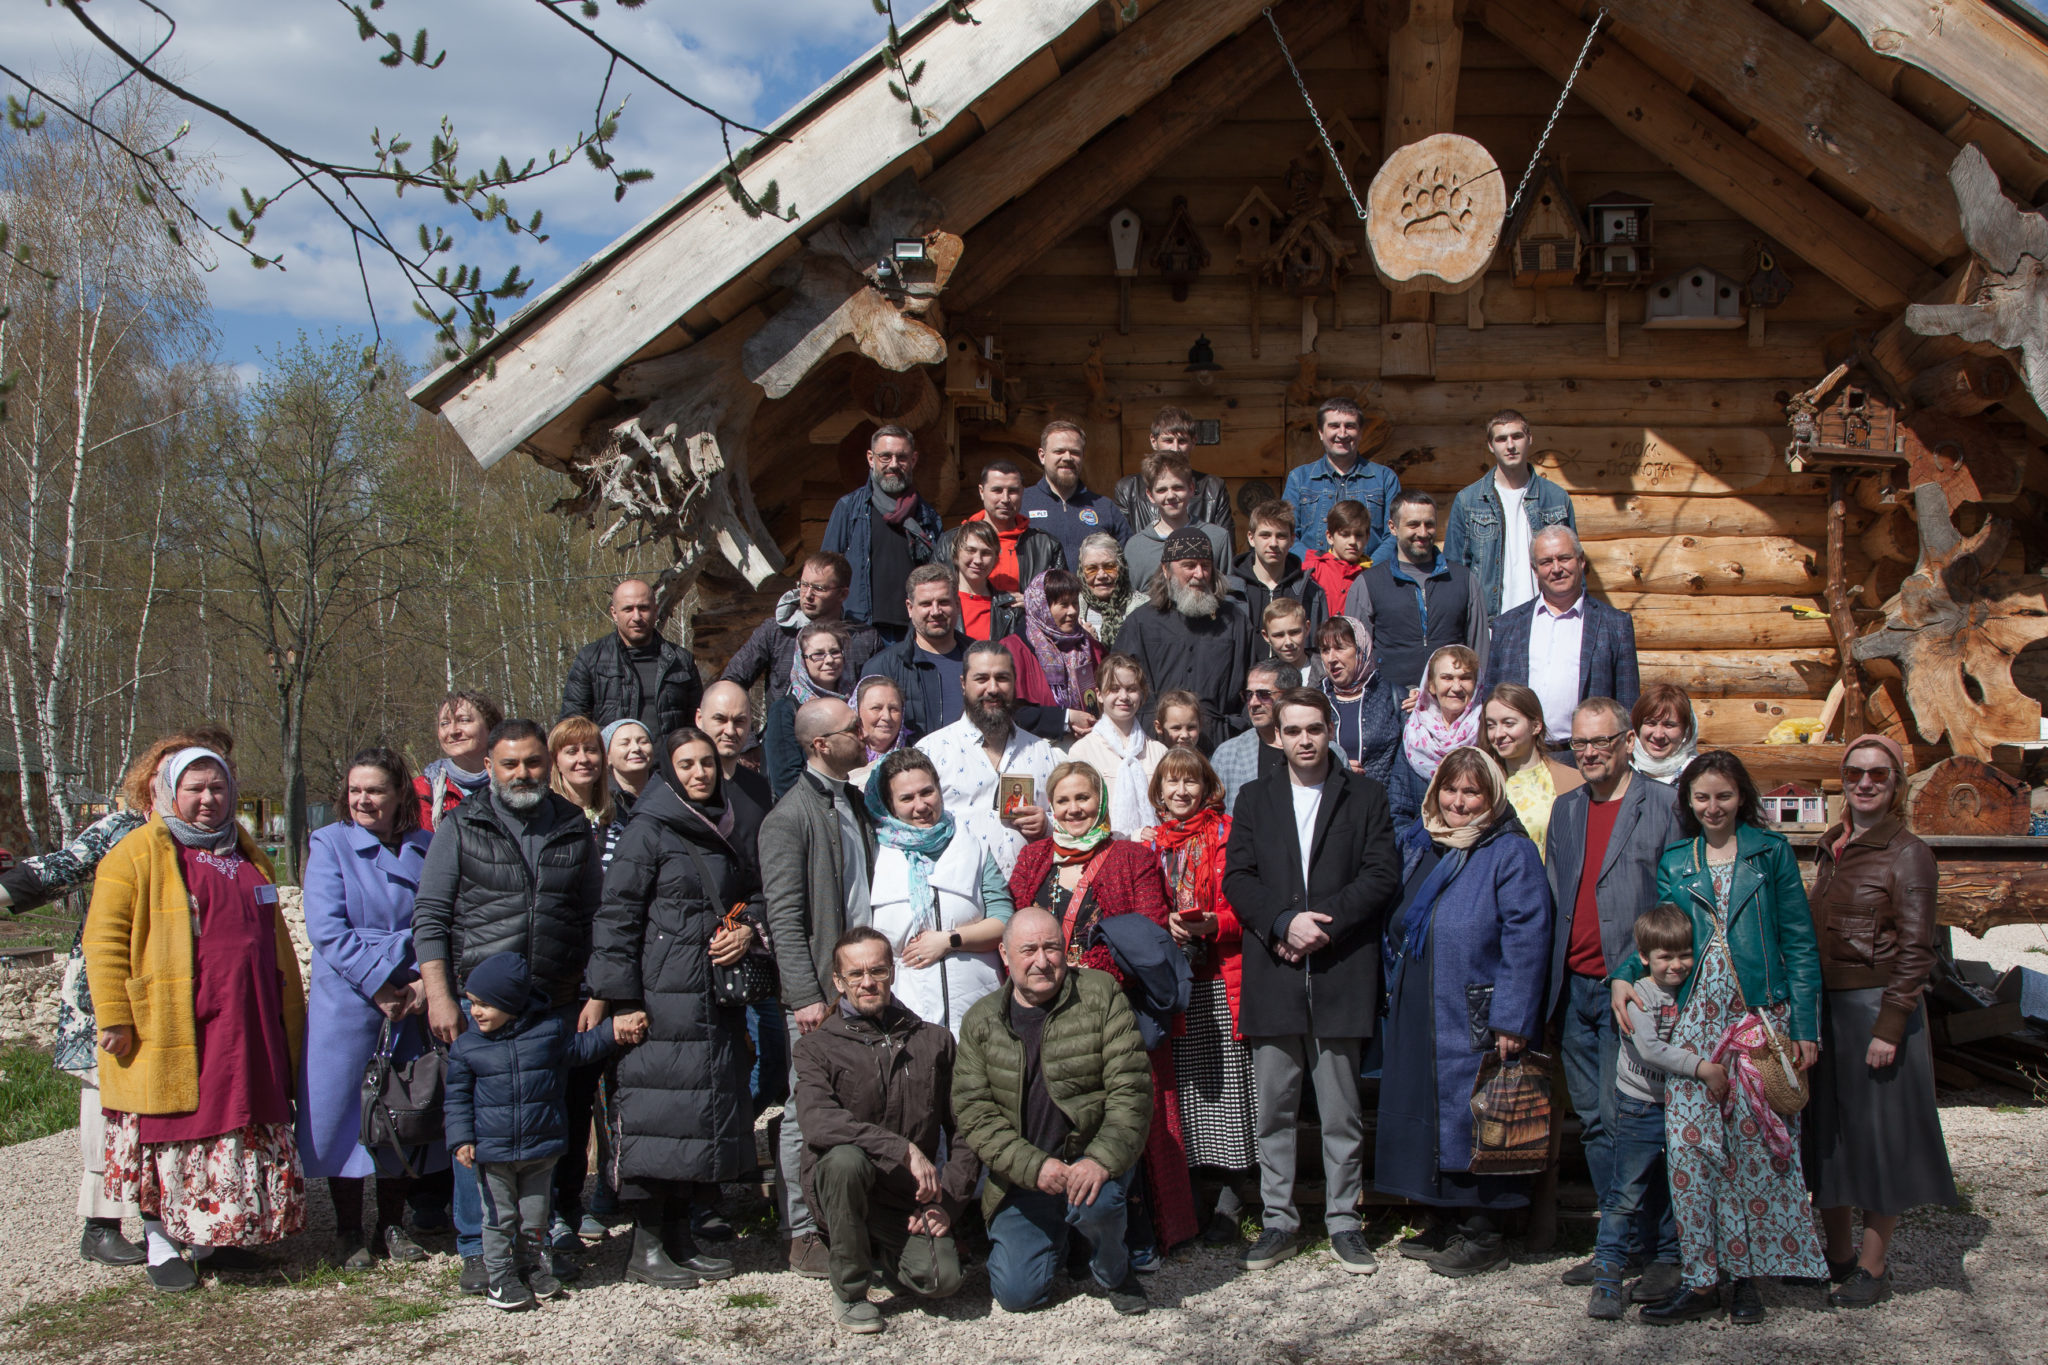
left=679, top=839, right=779, bottom=1007
left=359, top=1016, right=446, bottom=1177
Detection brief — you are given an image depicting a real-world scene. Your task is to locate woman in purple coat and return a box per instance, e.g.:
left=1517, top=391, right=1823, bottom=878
left=294, top=747, right=442, bottom=1268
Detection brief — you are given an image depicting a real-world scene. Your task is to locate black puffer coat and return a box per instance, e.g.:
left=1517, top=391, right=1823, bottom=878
left=588, top=779, right=755, bottom=1185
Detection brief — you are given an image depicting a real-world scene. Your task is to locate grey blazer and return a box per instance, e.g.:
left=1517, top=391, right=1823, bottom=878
left=759, top=770, right=879, bottom=1013
left=1542, top=773, right=1683, bottom=1013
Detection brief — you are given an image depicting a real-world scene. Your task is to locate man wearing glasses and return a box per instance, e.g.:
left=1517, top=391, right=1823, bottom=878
left=1476, top=525, right=1639, bottom=749
left=721, top=552, right=880, bottom=698
left=1539, top=697, right=1683, bottom=1303
left=1209, top=660, right=1309, bottom=815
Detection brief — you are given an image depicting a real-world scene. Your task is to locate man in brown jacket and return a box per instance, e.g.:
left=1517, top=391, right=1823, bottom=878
left=793, top=928, right=979, bottom=1334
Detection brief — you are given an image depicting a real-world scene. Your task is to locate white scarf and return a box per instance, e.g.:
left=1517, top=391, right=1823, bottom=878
left=1101, top=723, right=1153, bottom=836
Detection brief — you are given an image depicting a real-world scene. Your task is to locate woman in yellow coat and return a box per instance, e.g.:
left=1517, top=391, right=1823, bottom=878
left=85, top=747, right=306, bottom=1292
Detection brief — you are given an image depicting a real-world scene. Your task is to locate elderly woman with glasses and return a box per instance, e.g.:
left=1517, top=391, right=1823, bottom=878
left=1801, top=734, right=1957, bottom=1308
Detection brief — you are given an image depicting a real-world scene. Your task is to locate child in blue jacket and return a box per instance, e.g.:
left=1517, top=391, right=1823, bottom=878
left=445, top=953, right=641, bottom=1310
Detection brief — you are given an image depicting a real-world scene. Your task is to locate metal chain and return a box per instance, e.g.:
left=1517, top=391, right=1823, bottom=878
left=1507, top=7, right=1609, bottom=220
left=1262, top=7, right=1369, bottom=223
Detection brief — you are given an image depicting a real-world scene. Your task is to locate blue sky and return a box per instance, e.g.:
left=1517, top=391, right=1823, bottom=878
left=3, top=1, right=885, bottom=375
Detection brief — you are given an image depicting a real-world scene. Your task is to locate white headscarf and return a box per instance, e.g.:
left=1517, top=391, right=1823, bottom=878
left=155, top=747, right=240, bottom=852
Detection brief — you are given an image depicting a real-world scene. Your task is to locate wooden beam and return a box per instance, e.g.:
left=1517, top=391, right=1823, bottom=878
left=949, top=0, right=1357, bottom=313
left=1478, top=0, right=1937, bottom=313
left=927, top=0, right=1279, bottom=236
left=1382, top=0, right=1463, bottom=158
left=1603, top=0, right=1963, bottom=262
left=1819, top=0, right=2048, bottom=162
left=408, top=0, right=1098, bottom=467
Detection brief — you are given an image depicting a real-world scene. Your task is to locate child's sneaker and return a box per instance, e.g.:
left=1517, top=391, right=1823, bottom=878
left=487, top=1280, right=536, bottom=1312
left=525, top=1262, right=564, bottom=1300
left=1587, top=1269, right=1626, bottom=1321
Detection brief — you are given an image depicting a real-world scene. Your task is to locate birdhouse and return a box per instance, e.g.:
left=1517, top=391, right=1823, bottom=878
left=1759, top=783, right=1826, bottom=826
left=1583, top=192, right=1652, bottom=285
left=1108, top=207, right=1143, bottom=276
left=1507, top=164, right=1584, bottom=288
left=1225, top=188, right=1282, bottom=264
left=1785, top=361, right=1905, bottom=469
left=1642, top=263, right=1744, bottom=328
left=1151, top=195, right=1210, bottom=302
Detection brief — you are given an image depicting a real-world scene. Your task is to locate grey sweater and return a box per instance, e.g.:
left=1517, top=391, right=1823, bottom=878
left=1617, top=979, right=1706, bottom=1104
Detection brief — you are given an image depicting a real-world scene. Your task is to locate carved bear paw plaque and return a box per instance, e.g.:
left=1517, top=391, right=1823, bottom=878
left=1367, top=133, right=1505, bottom=293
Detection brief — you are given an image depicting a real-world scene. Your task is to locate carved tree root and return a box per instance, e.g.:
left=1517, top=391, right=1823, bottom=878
left=1905, top=144, right=2048, bottom=408
left=1851, top=482, right=2048, bottom=758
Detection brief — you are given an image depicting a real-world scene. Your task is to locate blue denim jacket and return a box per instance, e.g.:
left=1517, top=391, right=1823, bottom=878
left=1280, top=457, right=1400, bottom=561
left=1443, top=470, right=1577, bottom=618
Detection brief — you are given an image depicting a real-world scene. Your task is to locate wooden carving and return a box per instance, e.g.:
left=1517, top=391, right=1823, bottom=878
left=1365, top=133, right=1505, bottom=293
left=558, top=315, right=785, bottom=624
left=1851, top=482, right=2048, bottom=760
left=1907, top=756, right=2032, bottom=836
left=743, top=172, right=963, bottom=399
left=1904, top=145, right=2048, bottom=410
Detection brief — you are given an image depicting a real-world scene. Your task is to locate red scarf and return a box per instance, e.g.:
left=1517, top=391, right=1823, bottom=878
left=1150, top=807, right=1228, bottom=915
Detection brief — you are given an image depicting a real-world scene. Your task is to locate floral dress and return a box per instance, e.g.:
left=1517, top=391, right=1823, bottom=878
left=1502, top=762, right=1557, bottom=862
left=1664, top=862, right=1825, bottom=1290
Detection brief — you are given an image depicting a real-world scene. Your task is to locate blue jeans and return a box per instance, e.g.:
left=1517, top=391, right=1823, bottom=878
left=1560, top=973, right=1621, bottom=1229
left=747, top=1004, right=789, bottom=1115
left=1594, top=1097, right=1675, bottom=1269
left=986, top=1175, right=1130, bottom=1312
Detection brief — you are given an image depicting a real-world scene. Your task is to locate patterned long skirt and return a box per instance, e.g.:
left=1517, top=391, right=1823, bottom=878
left=104, top=1112, right=306, bottom=1247
left=1665, top=920, right=1825, bottom=1290
left=1172, top=978, right=1257, bottom=1171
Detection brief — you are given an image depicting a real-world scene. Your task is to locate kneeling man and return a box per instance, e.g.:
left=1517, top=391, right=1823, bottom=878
left=795, top=929, right=979, bottom=1333
left=954, top=907, right=1153, bottom=1316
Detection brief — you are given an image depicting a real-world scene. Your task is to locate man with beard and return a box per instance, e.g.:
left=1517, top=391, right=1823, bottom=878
left=720, top=552, right=881, bottom=697
left=821, top=424, right=943, bottom=639
left=1344, top=490, right=1487, bottom=699
left=1110, top=528, right=1254, bottom=750
left=560, top=577, right=703, bottom=736
left=412, top=719, right=605, bottom=1296
left=1019, top=420, right=1130, bottom=566
left=915, top=640, right=1058, bottom=876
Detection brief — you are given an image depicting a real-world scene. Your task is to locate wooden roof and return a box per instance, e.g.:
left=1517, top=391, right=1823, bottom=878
left=410, top=0, right=2048, bottom=467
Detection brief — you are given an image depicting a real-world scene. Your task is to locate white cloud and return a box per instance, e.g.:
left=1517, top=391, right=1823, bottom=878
left=1, top=0, right=881, bottom=351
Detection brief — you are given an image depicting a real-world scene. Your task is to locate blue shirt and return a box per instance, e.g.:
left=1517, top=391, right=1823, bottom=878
left=1281, top=456, right=1401, bottom=562
left=1020, top=478, right=1130, bottom=566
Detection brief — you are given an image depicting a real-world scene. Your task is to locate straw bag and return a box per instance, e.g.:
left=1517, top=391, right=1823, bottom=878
left=1746, top=1013, right=1808, bottom=1116
left=1469, top=1049, right=1554, bottom=1174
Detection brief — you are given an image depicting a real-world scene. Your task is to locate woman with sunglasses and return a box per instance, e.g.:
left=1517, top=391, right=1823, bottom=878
left=1801, top=734, right=1957, bottom=1308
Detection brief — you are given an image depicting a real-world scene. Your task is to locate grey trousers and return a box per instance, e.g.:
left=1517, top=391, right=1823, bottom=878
left=1251, top=1035, right=1364, bottom=1236
left=775, top=1011, right=817, bottom=1238
left=478, top=1157, right=556, bottom=1289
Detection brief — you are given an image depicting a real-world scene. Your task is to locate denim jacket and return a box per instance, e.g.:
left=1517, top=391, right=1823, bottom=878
left=1443, top=470, right=1576, bottom=618
left=1280, top=457, right=1400, bottom=562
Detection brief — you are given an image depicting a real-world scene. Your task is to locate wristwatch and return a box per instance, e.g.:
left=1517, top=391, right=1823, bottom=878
left=948, top=931, right=963, bottom=949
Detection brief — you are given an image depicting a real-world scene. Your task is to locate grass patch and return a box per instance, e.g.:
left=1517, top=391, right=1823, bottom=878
left=724, top=1290, right=775, bottom=1309
left=0, top=1044, right=83, bottom=1146
left=366, top=1296, right=448, bottom=1326
left=1994, top=1103, right=2030, bottom=1114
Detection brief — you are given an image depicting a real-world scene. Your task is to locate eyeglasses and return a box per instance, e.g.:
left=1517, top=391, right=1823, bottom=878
left=1843, top=764, right=1894, bottom=786
left=1243, top=688, right=1277, bottom=701
left=1079, top=565, right=1120, bottom=579
left=1568, top=731, right=1625, bottom=753
left=836, top=967, right=892, bottom=983
left=802, top=648, right=845, bottom=662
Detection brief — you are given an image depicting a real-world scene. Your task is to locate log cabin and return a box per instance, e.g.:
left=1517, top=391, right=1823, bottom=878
left=410, top=0, right=2048, bottom=926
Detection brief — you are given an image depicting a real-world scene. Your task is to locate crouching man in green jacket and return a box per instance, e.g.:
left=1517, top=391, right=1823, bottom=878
left=953, top=907, right=1153, bottom=1316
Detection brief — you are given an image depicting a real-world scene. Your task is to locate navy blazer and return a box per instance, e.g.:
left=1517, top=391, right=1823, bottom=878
left=1479, top=594, right=1640, bottom=724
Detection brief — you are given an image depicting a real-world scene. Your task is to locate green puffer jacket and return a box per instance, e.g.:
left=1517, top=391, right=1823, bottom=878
left=952, top=968, right=1152, bottom=1220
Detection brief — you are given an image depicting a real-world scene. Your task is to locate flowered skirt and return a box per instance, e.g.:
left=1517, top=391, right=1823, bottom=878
left=1665, top=923, right=1824, bottom=1290
left=103, top=1113, right=306, bottom=1247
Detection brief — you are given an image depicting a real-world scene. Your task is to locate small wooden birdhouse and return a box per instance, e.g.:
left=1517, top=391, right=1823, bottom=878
left=1785, top=360, right=1905, bottom=470
left=1583, top=192, right=1653, bottom=285
left=1507, top=164, right=1584, bottom=288
left=1760, top=783, right=1827, bottom=827
left=1151, top=195, right=1209, bottom=302
left=1642, top=263, right=1744, bottom=328
left=1226, top=188, right=1282, bottom=264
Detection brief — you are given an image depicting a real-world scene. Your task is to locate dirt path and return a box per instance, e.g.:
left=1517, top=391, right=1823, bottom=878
left=2, top=1094, right=2041, bottom=1365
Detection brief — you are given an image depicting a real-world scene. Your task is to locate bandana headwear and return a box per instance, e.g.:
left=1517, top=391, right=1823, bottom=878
left=1842, top=732, right=1906, bottom=775
left=1161, top=526, right=1214, bottom=566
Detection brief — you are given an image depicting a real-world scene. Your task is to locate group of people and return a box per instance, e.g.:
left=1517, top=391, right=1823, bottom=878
left=0, top=402, right=1958, bottom=1333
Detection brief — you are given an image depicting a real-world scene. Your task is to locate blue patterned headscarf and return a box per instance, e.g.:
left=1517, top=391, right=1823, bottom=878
left=863, top=763, right=957, bottom=937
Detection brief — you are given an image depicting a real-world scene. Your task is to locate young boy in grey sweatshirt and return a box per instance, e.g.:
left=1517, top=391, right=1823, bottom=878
left=1588, top=903, right=1729, bottom=1320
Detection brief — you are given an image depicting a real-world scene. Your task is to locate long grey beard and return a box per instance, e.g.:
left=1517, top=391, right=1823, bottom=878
left=1168, top=577, right=1220, bottom=619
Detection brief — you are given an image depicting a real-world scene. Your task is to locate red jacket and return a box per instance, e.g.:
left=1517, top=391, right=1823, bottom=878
left=1303, top=548, right=1366, bottom=610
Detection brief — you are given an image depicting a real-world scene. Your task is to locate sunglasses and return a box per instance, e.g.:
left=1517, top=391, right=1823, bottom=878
left=1843, top=764, right=1894, bottom=786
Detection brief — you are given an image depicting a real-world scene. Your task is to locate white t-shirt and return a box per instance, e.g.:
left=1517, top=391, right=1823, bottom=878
left=1497, top=476, right=1536, bottom=611
left=1289, top=778, right=1324, bottom=892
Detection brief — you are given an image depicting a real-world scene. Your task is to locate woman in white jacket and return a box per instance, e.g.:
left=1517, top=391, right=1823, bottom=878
left=861, top=749, right=1015, bottom=1035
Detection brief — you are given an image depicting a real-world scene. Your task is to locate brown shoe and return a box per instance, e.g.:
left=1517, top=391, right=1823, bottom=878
left=787, top=1233, right=831, bottom=1279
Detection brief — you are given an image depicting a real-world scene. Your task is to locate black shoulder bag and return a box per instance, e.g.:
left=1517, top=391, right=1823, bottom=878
left=359, top=1016, right=447, bottom=1177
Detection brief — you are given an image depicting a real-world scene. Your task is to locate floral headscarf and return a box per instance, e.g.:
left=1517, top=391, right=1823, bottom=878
left=1401, top=645, right=1482, bottom=782
left=1049, top=765, right=1114, bottom=865
left=1020, top=571, right=1097, bottom=710
left=853, top=674, right=908, bottom=764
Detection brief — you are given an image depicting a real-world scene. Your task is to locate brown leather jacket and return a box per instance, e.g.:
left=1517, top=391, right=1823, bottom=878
left=1807, top=815, right=1940, bottom=1044
left=792, top=998, right=981, bottom=1228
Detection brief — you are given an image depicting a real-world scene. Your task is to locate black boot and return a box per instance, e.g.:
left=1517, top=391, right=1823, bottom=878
left=80, top=1220, right=144, bottom=1266
left=1430, top=1216, right=1507, bottom=1279
left=623, top=1224, right=700, bottom=1290
left=661, top=1221, right=736, bottom=1281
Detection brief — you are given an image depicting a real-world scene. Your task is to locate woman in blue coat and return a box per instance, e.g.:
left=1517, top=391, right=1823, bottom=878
left=295, top=747, right=442, bottom=1268
left=1375, top=746, right=1553, bottom=1279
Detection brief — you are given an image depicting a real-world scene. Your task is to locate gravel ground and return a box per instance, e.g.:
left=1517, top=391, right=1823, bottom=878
left=0, top=1094, right=2042, bottom=1365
